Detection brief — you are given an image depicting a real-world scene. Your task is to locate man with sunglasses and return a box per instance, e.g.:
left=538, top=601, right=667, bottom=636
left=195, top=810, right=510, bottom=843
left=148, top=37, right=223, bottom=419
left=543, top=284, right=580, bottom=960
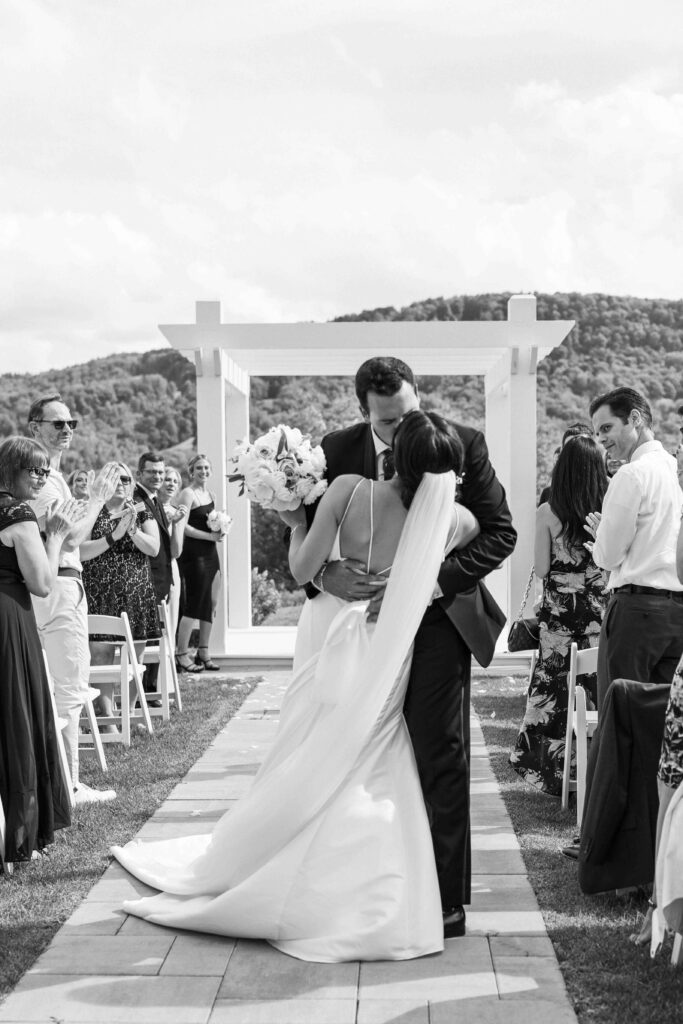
left=28, top=394, right=121, bottom=804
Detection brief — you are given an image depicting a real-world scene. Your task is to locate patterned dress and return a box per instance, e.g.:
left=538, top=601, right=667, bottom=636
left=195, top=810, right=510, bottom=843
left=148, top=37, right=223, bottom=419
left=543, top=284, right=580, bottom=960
left=510, top=536, right=608, bottom=796
left=82, top=506, right=160, bottom=642
left=658, top=658, right=683, bottom=789
left=0, top=500, right=71, bottom=862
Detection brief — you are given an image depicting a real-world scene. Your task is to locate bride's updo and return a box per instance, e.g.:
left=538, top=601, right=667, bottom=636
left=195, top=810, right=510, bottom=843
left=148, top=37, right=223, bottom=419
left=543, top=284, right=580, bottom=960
left=393, top=410, right=464, bottom=509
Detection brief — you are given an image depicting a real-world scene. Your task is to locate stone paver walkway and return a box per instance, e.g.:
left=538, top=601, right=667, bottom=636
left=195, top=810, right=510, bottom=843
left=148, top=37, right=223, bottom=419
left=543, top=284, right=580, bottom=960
left=0, top=671, right=577, bottom=1024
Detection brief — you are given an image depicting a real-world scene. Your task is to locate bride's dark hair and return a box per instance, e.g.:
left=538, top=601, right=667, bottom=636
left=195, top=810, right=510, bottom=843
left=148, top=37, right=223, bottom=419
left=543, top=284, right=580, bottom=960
left=393, top=410, right=464, bottom=509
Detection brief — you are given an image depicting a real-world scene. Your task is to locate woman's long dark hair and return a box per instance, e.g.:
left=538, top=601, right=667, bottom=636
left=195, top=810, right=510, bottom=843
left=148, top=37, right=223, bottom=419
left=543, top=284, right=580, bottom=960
left=393, top=410, right=464, bottom=509
left=549, top=435, right=608, bottom=552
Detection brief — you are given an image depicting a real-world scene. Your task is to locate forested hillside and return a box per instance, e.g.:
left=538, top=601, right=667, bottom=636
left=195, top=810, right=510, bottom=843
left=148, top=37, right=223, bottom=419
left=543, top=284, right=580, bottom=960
left=2, top=291, right=682, bottom=586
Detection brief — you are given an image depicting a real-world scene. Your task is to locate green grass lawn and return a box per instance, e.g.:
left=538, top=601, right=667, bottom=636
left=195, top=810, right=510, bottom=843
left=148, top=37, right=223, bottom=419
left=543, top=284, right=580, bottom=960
left=471, top=673, right=683, bottom=1024
left=0, top=672, right=260, bottom=1001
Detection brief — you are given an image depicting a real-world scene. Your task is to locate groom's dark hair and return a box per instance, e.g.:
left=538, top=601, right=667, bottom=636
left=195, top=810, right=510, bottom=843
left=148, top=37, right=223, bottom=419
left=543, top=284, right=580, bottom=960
left=355, top=357, right=417, bottom=414
left=394, top=410, right=464, bottom=509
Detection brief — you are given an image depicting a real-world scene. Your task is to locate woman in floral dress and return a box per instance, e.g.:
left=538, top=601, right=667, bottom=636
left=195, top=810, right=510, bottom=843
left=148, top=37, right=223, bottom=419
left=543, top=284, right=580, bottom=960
left=81, top=462, right=160, bottom=721
left=510, top=436, right=609, bottom=796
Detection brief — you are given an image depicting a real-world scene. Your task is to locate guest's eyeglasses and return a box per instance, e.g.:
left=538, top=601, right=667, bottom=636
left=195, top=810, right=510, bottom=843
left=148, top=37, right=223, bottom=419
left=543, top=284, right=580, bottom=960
left=28, top=467, right=51, bottom=479
left=32, top=419, right=79, bottom=431
left=118, top=475, right=132, bottom=484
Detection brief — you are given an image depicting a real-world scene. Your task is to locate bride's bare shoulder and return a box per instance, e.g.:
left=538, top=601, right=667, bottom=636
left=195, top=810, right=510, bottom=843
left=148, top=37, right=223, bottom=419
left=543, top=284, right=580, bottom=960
left=319, top=474, right=365, bottom=513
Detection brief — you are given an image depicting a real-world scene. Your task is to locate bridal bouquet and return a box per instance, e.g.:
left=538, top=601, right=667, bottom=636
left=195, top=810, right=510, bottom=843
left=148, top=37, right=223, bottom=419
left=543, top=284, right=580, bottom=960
left=228, top=425, right=327, bottom=512
left=207, top=509, right=233, bottom=536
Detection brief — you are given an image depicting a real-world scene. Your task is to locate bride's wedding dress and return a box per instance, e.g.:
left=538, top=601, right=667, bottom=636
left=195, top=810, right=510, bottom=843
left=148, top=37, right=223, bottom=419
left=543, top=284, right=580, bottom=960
left=112, top=473, right=455, bottom=962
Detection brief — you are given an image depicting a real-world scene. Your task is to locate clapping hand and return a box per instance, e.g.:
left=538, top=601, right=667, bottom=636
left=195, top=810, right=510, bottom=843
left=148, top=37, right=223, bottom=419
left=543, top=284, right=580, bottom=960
left=111, top=504, right=137, bottom=541
left=44, top=498, right=85, bottom=538
left=89, top=463, right=121, bottom=503
left=165, top=503, right=188, bottom=524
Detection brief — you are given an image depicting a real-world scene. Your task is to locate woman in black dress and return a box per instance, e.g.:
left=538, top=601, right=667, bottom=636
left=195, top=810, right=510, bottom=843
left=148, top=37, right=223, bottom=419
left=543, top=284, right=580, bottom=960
left=176, top=454, right=223, bottom=672
left=510, top=436, right=609, bottom=796
left=81, top=462, right=160, bottom=720
left=0, top=437, right=75, bottom=874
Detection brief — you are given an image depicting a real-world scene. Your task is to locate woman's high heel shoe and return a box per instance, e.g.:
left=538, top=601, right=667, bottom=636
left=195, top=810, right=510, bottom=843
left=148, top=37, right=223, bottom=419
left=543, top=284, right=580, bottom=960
left=195, top=646, right=220, bottom=671
left=176, top=651, right=204, bottom=674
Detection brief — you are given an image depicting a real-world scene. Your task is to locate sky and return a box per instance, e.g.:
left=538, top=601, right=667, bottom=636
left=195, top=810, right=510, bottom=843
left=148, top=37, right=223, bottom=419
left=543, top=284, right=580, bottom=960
left=2, top=0, right=682, bottom=374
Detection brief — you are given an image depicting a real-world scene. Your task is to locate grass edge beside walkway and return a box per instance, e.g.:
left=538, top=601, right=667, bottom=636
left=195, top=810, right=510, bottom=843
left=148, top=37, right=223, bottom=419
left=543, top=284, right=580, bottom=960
left=0, top=672, right=261, bottom=1001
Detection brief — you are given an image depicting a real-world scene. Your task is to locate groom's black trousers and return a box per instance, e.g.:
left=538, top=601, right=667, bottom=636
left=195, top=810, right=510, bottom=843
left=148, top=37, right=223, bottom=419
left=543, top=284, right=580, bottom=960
left=403, top=602, right=471, bottom=908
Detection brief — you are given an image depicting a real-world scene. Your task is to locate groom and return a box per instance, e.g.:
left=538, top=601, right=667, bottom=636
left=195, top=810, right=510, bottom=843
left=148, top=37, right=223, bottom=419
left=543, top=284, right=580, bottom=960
left=305, top=357, right=516, bottom=937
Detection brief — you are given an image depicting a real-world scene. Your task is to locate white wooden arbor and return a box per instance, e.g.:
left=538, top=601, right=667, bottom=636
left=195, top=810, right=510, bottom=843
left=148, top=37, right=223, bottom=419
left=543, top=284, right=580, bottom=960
left=160, top=294, right=574, bottom=659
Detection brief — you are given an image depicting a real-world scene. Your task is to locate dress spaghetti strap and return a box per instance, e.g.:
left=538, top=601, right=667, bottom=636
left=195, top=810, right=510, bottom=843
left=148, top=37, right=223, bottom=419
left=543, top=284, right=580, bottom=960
left=338, top=479, right=365, bottom=532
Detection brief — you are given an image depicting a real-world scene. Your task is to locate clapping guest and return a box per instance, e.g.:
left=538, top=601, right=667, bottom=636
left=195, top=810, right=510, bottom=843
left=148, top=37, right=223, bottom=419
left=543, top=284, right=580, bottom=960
left=176, top=454, right=222, bottom=673
left=28, top=394, right=120, bottom=804
left=0, top=437, right=77, bottom=871
left=81, top=462, right=161, bottom=721
left=67, top=469, right=90, bottom=501
left=511, top=436, right=609, bottom=795
left=158, top=466, right=187, bottom=641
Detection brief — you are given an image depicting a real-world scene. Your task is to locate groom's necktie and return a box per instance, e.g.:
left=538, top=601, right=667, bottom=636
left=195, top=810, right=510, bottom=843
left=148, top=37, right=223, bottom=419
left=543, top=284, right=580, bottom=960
left=382, top=450, right=395, bottom=481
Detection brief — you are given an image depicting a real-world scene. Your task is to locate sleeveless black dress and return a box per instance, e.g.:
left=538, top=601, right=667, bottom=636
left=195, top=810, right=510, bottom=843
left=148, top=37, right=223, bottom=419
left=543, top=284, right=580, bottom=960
left=178, top=501, right=220, bottom=622
left=0, top=501, right=71, bottom=863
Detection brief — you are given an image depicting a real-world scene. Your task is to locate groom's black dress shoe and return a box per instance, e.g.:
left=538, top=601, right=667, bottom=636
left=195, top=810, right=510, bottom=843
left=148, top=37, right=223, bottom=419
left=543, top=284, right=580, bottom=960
left=443, top=906, right=466, bottom=938
left=561, top=835, right=581, bottom=860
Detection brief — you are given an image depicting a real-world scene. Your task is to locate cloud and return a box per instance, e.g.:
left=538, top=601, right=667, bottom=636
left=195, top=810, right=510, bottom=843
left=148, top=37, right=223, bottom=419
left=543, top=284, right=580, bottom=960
left=1, top=2, right=683, bottom=374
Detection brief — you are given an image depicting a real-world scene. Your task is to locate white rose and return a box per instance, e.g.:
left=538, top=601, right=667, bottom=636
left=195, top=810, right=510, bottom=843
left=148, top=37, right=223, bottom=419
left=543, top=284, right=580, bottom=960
left=303, top=479, right=328, bottom=505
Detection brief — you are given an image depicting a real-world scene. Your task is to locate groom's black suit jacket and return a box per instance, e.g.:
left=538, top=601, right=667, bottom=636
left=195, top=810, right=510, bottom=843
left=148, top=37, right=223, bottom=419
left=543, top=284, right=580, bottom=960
left=308, top=420, right=516, bottom=667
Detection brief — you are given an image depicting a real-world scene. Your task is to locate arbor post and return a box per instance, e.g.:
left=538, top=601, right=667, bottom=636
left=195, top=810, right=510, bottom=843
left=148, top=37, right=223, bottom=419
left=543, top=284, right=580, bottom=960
left=485, top=294, right=539, bottom=621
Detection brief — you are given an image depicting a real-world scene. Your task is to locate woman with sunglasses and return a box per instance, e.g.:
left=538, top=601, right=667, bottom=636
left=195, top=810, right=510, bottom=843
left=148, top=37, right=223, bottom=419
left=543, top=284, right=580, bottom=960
left=0, top=437, right=78, bottom=874
left=81, top=462, right=161, bottom=724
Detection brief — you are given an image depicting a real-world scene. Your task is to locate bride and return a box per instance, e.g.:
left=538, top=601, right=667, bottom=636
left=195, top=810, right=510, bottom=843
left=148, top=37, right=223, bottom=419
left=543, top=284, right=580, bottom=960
left=112, top=410, right=479, bottom=962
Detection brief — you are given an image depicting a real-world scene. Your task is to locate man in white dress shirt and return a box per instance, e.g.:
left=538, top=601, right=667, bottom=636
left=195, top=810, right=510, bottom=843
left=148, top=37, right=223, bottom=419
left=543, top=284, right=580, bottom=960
left=587, top=387, right=683, bottom=709
left=28, top=394, right=120, bottom=803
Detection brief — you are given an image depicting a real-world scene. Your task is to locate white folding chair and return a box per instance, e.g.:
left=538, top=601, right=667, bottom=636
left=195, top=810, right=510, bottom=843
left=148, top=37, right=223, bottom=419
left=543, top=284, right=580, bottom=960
left=78, top=684, right=108, bottom=772
left=141, top=600, right=183, bottom=721
left=561, top=642, right=599, bottom=827
left=83, top=612, right=153, bottom=748
left=42, top=650, right=76, bottom=807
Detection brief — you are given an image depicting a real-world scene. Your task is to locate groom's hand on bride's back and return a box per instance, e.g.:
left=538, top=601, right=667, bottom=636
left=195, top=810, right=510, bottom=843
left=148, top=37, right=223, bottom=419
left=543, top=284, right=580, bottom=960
left=319, top=559, right=388, bottom=603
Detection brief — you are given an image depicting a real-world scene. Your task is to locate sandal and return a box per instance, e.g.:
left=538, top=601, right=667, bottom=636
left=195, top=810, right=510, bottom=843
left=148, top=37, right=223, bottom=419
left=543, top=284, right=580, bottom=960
left=176, top=651, right=204, bottom=674
left=195, top=646, right=220, bottom=671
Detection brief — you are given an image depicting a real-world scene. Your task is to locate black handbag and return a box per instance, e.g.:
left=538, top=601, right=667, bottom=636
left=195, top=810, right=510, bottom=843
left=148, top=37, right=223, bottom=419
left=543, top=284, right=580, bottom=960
left=507, top=567, right=540, bottom=652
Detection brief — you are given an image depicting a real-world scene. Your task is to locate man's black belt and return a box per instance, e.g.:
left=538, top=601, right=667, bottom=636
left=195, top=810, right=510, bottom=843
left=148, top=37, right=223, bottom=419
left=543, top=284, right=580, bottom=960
left=613, top=584, right=683, bottom=602
left=57, top=568, right=82, bottom=581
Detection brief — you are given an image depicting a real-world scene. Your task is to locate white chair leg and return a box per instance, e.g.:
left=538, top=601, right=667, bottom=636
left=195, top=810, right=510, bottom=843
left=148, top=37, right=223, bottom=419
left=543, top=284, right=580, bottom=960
left=131, top=659, right=153, bottom=735
left=120, top=653, right=131, bottom=747
left=159, top=636, right=171, bottom=721
left=672, top=932, right=683, bottom=967
left=575, top=685, right=588, bottom=828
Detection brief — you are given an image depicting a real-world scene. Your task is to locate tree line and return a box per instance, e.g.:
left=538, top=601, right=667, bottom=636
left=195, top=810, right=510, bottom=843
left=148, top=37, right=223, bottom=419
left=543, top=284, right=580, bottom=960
left=3, top=290, right=681, bottom=588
